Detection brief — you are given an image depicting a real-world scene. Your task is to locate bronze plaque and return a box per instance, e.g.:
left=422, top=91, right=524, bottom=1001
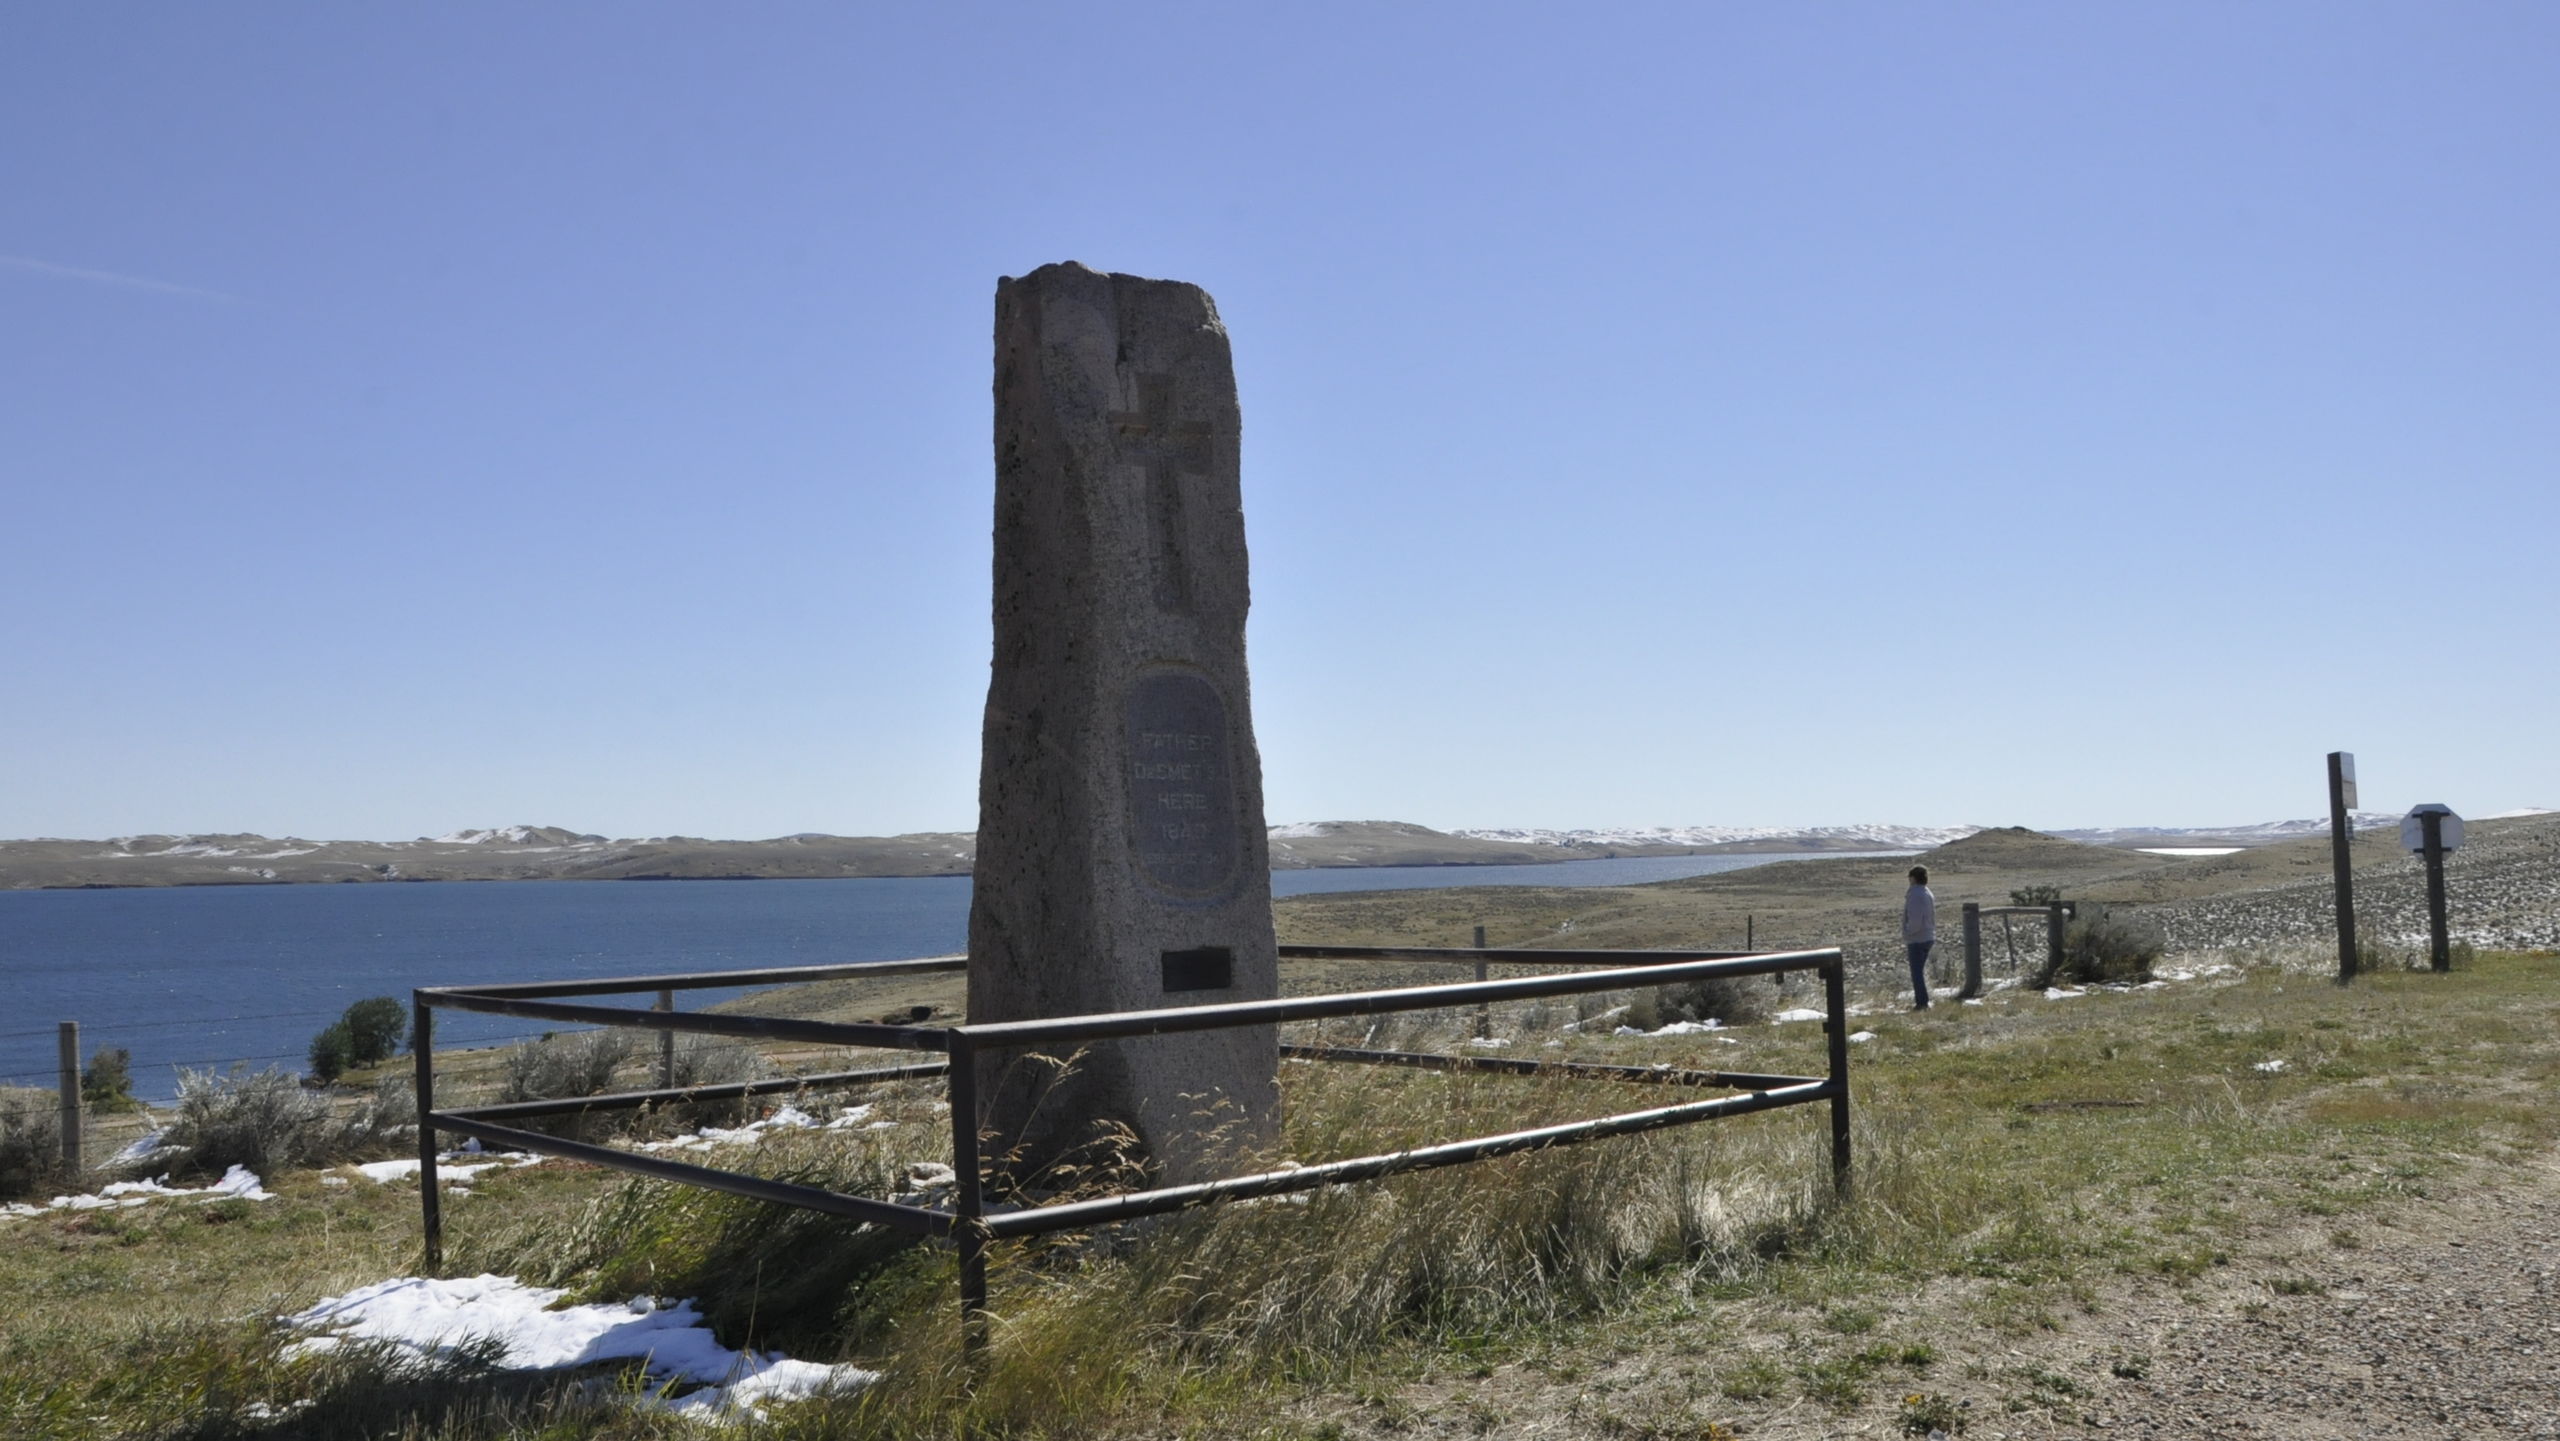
left=1126, top=670, right=1240, bottom=897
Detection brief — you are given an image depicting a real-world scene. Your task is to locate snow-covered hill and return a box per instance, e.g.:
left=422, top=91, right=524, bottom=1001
left=1450, top=823, right=1980, bottom=851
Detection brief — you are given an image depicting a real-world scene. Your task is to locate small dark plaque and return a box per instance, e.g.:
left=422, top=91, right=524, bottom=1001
left=1161, top=946, right=1235, bottom=993
left=1125, top=670, right=1240, bottom=897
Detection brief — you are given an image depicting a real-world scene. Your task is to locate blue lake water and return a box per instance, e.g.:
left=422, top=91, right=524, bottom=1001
left=0, top=852, right=1889, bottom=1099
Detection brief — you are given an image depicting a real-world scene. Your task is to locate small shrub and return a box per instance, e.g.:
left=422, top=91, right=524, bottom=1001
left=311, top=999, right=408, bottom=1082
left=1821, top=1304, right=1880, bottom=1335
left=309, top=1022, right=355, bottom=1084
left=1628, top=976, right=1769, bottom=1031
left=81, top=1047, right=140, bottom=1115
left=1718, top=1356, right=1788, bottom=1401
left=341, top=997, right=408, bottom=1065
left=2034, top=904, right=2162, bottom=987
left=2357, top=937, right=2413, bottom=973
left=1898, top=1391, right=1967, bottom=1434
left=163, top=1067, right=334, bottom=1177
left=2009, top=884, right=2062, bottom=907
left=659, top=1037, right=769, bottom=1129
left=333, top=1074, right=417, bottom=1158
left=0, top=1085, right=69, bottom=1201
left=501, top=1029, right=635, bottom=1104
left=498, top=1030, right=639, bottom=1139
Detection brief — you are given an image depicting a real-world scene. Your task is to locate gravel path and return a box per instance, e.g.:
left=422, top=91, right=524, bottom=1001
left=1329, top=1156, right=2560, bottom=1440
left=2077, top=1157, right=2560, bottom=1439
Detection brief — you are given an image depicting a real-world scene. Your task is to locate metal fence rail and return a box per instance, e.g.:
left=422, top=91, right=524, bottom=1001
left=414, top=942, right=1852, bottom=1350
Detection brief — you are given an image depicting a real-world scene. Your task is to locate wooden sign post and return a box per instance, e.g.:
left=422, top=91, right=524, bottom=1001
left=2328, top=751, right=2359, bottom=985
left=2399, top=804, right=2464, bottom=973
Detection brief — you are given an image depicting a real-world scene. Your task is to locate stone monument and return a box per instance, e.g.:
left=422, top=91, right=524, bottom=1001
left=966, top=261, right=1279, bottom=1186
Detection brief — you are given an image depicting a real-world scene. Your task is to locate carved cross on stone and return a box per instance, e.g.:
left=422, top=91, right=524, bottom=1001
left=1109, top=372, right=1214, bottom=614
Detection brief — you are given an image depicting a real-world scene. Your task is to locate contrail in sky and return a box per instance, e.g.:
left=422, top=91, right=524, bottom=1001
left=0, top=252, right=248, bottom=304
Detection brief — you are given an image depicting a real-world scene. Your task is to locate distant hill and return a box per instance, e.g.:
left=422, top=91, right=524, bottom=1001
left=2052, top=815, right=2404, bottom=849
left=1915, top=825, right=2131, bottom=873
left=1, top=818, right=1950, bottom=891
left=16, top=810, right=2523, bottom=890
left=0, top=828, right=978, bottom=890
left=1452, top=822, right=1978, bottom=852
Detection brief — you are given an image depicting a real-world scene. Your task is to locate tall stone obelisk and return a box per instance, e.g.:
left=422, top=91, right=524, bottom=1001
left=967, top=262, right=1279, bottom=1186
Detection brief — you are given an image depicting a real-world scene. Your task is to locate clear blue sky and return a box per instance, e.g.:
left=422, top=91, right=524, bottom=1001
left=6, top=4, right=2553, bottom=841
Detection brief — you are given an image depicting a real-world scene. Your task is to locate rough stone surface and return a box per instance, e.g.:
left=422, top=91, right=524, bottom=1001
left=967, top=261, right=1278, bottom=1186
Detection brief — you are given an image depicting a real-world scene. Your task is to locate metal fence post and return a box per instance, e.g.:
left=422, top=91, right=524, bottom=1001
left=413, top=996, right=442, bottom=1274
left=1472, top=925, right=1490, bottom=1039
left=1960, top=903, right=1983, bottom=1000
left=1822, top=959, right=1851, bottom=1196
left=56, top=1021, right=82, bottom=1176
left=948, top=1034, right=989, bottom=1355
left=2421, top=811, right=2452, bottom=972
left=2329, top=751, right=2360, bottom=984
left=657, top=989, right=677, bottom=1089
left=2045, top=903, right=2067, bottom=984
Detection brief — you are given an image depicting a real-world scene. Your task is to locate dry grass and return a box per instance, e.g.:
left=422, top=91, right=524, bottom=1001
left=5, top=950, right=2560, bottom=1439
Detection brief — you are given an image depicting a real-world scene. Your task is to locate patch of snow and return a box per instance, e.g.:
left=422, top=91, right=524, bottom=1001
left=2483, top=806, right=2558, bottom=820
left=1847, top=1031, right=1878, bottom=1044
left=283, top=1274, right=876, bottom=1418
left=353, top=1151, right=539, bottom=1185
left=2155, top=963, right=2238, bottom=983
left=2253, top=1059, right=2288, bottom=1073
left=5, top=1165, right=272, bottom=1217
left=1771, top=1007, right=1828, bottom=1023
left=628, top=1104, right=871, bottom=1155
left=1616, top=1019, right=1726, bottom=1036
left=2043, top=987, right=2087, bottom=1000
left=1463, top=1036, right=1512, bottom=1048
left=107, top=1130, right=173, bottom=1167
left=2137, top=847, right=2245, bottom=857
left=1558, top=1005, right=1631, bottom=1033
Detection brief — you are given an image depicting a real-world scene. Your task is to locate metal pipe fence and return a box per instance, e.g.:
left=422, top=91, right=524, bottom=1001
left=413, top=942, right=1851, bottom=1351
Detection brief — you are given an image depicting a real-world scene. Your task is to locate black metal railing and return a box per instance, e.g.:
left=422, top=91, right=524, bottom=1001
left=413, top=942, right=1851, bottom=1349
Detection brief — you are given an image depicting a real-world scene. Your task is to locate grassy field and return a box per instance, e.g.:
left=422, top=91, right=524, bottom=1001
left=7, top=938, right=2558, bottom=1439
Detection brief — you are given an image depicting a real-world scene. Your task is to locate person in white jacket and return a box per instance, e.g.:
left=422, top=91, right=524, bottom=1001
left=1902, top=865, right=1937, bottom=1010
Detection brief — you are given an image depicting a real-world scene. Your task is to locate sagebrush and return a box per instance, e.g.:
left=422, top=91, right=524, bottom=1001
left=0, top=1084, right=67, bottom=1201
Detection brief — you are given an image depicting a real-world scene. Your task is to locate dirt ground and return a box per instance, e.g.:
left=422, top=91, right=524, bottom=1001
left=1321, top=1152, right=2560, bottom=1439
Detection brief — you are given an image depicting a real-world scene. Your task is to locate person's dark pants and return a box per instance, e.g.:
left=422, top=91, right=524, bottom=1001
left=1907, top=941, right=1933, bottom=1009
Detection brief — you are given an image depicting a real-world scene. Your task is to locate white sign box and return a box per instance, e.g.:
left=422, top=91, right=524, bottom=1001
left=2400, top=804, right=2463, bottom=854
